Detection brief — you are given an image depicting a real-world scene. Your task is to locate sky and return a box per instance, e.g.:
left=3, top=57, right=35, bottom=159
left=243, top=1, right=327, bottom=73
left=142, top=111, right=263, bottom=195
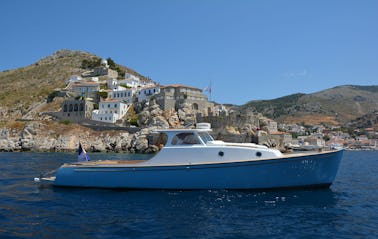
left=1, top=0, right=377, bottom=105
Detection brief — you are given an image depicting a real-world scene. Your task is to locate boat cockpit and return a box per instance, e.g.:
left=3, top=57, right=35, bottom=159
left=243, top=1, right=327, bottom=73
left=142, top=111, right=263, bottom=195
left=155, top=129, right=215, bottom=147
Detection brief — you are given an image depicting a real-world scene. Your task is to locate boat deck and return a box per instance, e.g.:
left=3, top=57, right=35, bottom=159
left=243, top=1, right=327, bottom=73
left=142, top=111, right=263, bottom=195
left=70, top=159, right=148, bottom=166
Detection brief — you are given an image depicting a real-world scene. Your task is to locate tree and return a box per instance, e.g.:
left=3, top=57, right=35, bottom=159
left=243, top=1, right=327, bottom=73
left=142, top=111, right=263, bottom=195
left=81, top=58, right=101, bottom=69
left=97, top=91, right=108, bottom=100
left=106, top=58, right=116, bottom=68
left=323, top=135, right=331, bottom=141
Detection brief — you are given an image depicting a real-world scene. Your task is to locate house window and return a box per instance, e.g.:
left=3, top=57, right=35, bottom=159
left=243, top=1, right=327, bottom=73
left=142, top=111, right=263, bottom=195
left=63, top=105, right=68, bottom=112
left=108, top=104, right=110, bottom=108
left=69, top=104, right=73, bottom=112
left=114, top=104, right=117, bottom=108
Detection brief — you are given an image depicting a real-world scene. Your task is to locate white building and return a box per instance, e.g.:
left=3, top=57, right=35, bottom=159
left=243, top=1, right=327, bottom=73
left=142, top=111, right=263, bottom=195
left=110, top=88, right=134, bottom=103
left=136, top=85, right=161, bottom=102
left=71, top=82, right=100, bottom=98
left=107, top=78, right=118, bottom=90
left=119, top=73, right=141, bottom=88
left=92, top=99, right=129, bottom=123
left=66, top=75, right=82, bottom=85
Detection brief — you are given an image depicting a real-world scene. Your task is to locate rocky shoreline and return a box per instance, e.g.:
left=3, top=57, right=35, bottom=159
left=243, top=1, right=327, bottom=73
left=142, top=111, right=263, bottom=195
left=0, top=100, right=269, bottom=153
left=0, top=122, right=161, bottom=153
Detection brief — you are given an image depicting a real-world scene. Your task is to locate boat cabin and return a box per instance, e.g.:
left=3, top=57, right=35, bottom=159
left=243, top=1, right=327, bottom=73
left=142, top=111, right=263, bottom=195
left=155, top=128, right=215, bottom=147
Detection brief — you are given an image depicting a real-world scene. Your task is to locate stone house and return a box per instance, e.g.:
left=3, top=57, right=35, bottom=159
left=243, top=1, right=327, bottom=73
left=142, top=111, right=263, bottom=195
left=155, top=84, right=213, bottom=113
left=92, top=66, right=118, bottom=78
left=61, top=99, right=94, bottom=122
left=269, top=132, right=293, bottom=148
left=263, top=119, right=278, bottom=133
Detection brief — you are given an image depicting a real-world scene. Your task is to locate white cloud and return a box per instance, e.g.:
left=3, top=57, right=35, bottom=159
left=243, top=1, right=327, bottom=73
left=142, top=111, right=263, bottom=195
left=281, top=69, right=309, bottom=79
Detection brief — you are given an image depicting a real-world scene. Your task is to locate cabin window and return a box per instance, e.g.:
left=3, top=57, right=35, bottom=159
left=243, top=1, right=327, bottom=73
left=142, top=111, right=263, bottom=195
left=171, top=133, right=200, bottom=145
left=198, top=132, right=214, bottom=144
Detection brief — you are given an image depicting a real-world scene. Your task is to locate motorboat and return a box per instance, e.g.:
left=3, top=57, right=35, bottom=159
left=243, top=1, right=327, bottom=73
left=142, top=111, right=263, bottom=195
left=34, top=123, right=343, bottom=190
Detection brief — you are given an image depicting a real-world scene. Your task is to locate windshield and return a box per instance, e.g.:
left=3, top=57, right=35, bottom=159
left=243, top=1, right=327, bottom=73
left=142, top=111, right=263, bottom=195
left=171, top=132, right=201, bottom=145
left=198, top=132, right=214, bottom=144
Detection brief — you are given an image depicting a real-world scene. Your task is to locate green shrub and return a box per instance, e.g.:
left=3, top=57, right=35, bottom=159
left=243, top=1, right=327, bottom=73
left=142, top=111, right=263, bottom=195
left=97, top=91, right=108, bottom=99
left=59, top=120, right=72, bottom=125
left=47, top=91, right=60, bottom=103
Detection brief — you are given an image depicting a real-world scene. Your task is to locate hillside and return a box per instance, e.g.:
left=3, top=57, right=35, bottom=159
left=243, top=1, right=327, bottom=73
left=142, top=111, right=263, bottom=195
left=0, top=49, right=150, bottom=121
left=242, top=85, right=378, bottom=125
left=346, top=110, right=378, bottom=130
left=2, top=50, right=378, bottom=128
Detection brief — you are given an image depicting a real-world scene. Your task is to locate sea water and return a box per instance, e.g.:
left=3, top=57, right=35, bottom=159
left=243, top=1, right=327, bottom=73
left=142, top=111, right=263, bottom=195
left=0, top=151, right=377, bottom=239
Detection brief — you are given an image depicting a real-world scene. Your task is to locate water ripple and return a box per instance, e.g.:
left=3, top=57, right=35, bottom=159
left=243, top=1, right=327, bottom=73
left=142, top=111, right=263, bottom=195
left=0, top=151, right=377, bottom=239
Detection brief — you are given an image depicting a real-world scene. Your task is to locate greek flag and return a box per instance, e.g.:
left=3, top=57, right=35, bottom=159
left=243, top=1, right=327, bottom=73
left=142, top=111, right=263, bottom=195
left=78, top=142, right=90, bottom=162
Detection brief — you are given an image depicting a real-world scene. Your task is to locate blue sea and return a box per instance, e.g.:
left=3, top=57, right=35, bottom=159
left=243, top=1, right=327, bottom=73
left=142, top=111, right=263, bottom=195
left=0, top=151, right=377, bottom=239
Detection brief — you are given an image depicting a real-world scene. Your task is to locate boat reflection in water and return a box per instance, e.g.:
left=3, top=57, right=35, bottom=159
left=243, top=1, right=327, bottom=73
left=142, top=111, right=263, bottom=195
left=35, top=123, right=343, bottom=190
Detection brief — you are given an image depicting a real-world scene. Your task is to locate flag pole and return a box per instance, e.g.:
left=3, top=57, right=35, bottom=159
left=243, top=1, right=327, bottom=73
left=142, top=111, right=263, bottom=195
left=210, top=80, right=212, bottom=101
